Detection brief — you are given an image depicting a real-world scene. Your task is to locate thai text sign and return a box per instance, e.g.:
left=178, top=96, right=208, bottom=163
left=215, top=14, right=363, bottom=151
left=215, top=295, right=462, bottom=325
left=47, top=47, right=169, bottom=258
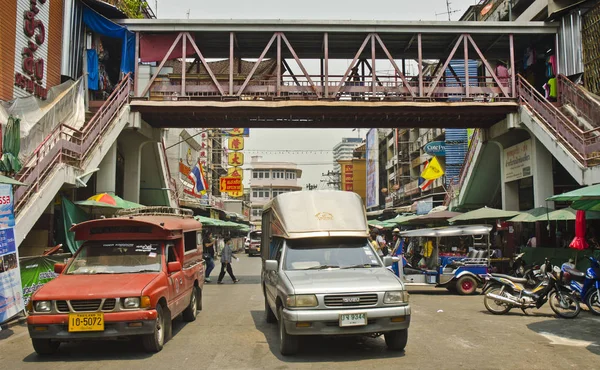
left=0, top=227, right=24, bottom=324
left=0, top=184, right=15, bottom=228
left=220, top=177, right=243, bottom=192
left=15, top=0, right=48, bottom=100
left=504, top=139, right=532, bottom=182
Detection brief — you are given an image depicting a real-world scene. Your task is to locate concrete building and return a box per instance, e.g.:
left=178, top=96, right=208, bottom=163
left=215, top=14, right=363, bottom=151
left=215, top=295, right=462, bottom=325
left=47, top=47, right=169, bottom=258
left=333, top=138, right=363, bottom=177
left=249, top=157, right=302, bottom=223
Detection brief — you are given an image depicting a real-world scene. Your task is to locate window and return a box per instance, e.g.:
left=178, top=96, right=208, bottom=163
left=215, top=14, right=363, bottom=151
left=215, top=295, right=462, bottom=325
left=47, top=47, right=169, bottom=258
left=184, top=231, right=199, bottom=253
left=273, top=170, right=284, bottom=179
left=253, top=171, right=258, bottom=179
left=264, top=171, right=270, bottom=179
left=166, top=244, right=178, bottom=264
left=252, top=191, right=258, bottom=198
left=252, top=208, right=262, bottom=217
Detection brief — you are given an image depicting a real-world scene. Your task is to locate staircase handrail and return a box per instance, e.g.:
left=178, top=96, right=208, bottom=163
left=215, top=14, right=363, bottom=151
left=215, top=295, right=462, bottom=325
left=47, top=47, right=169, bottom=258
left=14, top=74, right=132, bottom=214
left=516, top=74, right=587, bottom=165
left=558, top=74, right=600, bottom=127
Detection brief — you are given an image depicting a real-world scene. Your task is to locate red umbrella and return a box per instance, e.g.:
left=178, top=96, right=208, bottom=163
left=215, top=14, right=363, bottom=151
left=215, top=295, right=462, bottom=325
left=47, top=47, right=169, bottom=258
left=569, top=210, right=589, bottom=251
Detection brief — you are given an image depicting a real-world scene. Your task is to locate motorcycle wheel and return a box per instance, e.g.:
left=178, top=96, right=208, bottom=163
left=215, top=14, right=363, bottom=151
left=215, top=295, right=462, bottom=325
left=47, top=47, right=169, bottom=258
left=484, top=287, right=512, bottom=315
left=585, top=290, right=600, bottom=316
left=548, top=291, right=581, bottom=319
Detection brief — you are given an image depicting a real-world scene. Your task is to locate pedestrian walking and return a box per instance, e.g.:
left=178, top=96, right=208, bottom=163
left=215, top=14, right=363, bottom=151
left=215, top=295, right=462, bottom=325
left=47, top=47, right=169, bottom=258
left=203, top=231, right=216, bottom=283
left=218, top=237, right=240, bottom=284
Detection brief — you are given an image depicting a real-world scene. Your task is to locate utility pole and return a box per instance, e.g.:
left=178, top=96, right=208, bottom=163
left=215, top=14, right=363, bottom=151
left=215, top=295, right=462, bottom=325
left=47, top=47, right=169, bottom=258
left=320, top=170, right=341, bottom=190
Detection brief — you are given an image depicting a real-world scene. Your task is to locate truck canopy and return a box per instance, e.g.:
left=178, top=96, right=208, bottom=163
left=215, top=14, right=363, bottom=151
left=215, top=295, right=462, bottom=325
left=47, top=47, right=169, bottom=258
left=263, top=190, right=368, bottom=239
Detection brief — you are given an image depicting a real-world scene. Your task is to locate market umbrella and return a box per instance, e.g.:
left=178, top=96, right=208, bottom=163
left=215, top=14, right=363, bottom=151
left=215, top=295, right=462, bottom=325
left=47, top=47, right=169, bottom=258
left=547, top=184, right=600, bottom=202
left=399, top=211, right=462, bottom=226
left=569, top=210, right=589, bottom=251
left=508, top=207, right=553, bottom=223
left=448, top=207, right=522, bottom=224
left=0, top=116, right=22, bottom=173
left=194, top=215, right=222, bottom=227
left=76, top=193, right=144, bottom=210
left=382, top=214, right=418, bottom=226
left=531, top=207, right=600, bottom=221
left=0, top=174, right=26, bottom=186
left=571, top=199, right=600, bottom=212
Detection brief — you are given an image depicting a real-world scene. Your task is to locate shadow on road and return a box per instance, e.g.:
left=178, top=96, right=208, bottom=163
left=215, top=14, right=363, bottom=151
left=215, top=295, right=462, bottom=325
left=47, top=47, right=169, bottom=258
left=527, top=316, right=600, bottom=356
left=21, top=317, right=190, bottom=362
left=250, top=310, right=405, bottom=362
left=478, top=309, right=555, bottom=318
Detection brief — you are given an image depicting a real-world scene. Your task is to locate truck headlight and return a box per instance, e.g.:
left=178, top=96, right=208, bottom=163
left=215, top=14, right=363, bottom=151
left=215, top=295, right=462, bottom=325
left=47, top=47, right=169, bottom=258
left=384, top=291, right=409, bottom=304
left=123, top=297, right=141, bottom=309
left=286, top=295, right=318, bottom=307
left=34, top=301, right=52, bottom=312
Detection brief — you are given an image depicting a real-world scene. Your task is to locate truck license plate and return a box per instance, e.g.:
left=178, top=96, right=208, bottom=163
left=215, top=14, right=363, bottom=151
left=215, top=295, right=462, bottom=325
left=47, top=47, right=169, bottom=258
left=339, top=313, right=367, bottom=327
left=68, top=313, right=104, bottom=332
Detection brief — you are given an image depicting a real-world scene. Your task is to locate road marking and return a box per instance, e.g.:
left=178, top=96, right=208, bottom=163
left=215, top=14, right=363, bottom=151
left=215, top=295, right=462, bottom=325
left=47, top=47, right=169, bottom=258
left=538, top=332, right=598, bottom=348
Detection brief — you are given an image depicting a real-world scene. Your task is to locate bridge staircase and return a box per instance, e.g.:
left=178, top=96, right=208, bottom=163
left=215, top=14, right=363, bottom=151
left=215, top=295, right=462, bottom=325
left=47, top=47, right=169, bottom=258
left=13, top=75, right=138, bottom=247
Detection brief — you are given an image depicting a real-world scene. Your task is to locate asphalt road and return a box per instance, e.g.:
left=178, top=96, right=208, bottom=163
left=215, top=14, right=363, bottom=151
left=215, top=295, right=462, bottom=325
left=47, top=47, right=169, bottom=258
left=1, top=254, right=600, bottom=369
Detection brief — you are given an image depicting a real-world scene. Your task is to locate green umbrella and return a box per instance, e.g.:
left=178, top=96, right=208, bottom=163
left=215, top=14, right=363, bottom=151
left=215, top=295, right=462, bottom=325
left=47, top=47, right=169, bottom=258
left=0, top=116, right=22, bottom=173
left=448, top=207, right=522, bottom=223
left=194, top=215, right=221, bottom=226
left=0, top=174, right=26, bottom=186
left=571, top=199, right=600, bottom=212
left=75, top=193, right=144, bottom=210
left=401, top=211, right=462, bottom=226
left=532, top=207, right=600, bottom=221
left=382, top=214, right=418, bottom=225
left=547, top=184, right=600, bottom=201
left=508, top=207, right=553, bottom=223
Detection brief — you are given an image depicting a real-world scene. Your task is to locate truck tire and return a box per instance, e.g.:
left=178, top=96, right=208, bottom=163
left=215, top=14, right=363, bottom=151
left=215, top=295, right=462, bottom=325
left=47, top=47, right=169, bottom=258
left=456, top=276, right=477, bottom=295
left=265, top=297, right=276, bottom=323
left=278, top=307, right=298, bottom=355
left=142, top=304, right=168, bottom=352
left=182, top=286, right=199, bottom=322
left=385, top=329, right=408, bottom=351
left=32, top=339, right=60, bottom=355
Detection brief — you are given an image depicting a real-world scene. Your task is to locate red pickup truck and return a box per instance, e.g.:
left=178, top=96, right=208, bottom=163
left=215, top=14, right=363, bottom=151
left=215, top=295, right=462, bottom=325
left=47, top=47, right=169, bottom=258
left=26, top=207, right=204, bottom=355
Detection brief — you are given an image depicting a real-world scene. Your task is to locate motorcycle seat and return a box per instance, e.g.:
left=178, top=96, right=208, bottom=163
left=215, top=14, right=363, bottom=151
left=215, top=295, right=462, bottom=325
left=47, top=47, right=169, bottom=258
left=490, top=273, right=528, bottom=283
left=564, top=267, right=585, bottom=278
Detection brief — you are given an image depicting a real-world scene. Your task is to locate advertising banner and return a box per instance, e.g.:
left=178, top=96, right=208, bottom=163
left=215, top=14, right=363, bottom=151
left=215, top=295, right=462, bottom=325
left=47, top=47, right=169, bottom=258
left=424, top=141, right=446, bottom=156
left=0, top=184, right=15, bottom=228
left=366, top=129, right=379, bottom=209
left=504, top=139, right=532, bottom=182
left=20, top=254, right=69, bottom=306
left=0, top=227, right=24, bottom=324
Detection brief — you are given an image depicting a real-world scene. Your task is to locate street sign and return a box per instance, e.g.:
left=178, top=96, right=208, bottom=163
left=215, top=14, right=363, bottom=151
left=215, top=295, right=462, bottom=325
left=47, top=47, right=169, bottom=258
left=220, top=177, right=243, bottom=192
left=424, top=141, right=446, bottom=156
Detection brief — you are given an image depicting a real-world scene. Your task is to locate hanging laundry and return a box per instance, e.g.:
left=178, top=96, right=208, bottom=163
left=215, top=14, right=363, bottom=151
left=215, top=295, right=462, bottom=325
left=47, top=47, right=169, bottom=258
left=543, top=83, right=550, bottom=99
left=549, top=55, right=557, bottom=76
left=524, top=47, right=536, bottom=70
left=547, top=78, right=557, bottom=99
left=87, top=49, right=99, bottom=91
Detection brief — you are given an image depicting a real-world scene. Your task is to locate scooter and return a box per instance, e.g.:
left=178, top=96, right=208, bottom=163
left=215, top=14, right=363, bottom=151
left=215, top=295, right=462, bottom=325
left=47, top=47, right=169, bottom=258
left=561, top=256, right=600, bottom=315
left=482, top=259, right=581, bottom=319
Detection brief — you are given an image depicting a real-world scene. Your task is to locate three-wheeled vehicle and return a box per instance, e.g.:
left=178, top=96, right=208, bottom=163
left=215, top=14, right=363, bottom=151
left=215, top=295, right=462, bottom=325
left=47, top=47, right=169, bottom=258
left=398, top=225, right=492, bottom=295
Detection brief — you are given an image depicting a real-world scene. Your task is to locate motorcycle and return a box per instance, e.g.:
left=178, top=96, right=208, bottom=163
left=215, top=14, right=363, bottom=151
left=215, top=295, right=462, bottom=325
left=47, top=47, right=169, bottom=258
left=510, top=253, right=526, bottom=277
left=561, top=256, right=600, bottom=315
left=482, top=259, right=581, bottom=319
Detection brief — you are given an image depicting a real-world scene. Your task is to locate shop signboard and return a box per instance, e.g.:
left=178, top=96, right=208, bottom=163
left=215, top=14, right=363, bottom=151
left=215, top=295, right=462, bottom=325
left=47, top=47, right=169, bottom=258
left=424, top=141, right=446, bottom=156
left=222, top=128, right=250, bottom=137
left=0, top=184, right=15, bottom=228
left=220, top=177, right=243, bottom=192
left=366, top=129, right=379, bottom=209
left=0, top=227, right=24, bottom=324
left=416, top=197, right=434, bottom=215
left=228, top=136, right=244, bottom=151
left=228, top=152, right=244, bottom=167
left=504, top=139, right=532, bottom=182
left=20, top=254, right=69, bottom=306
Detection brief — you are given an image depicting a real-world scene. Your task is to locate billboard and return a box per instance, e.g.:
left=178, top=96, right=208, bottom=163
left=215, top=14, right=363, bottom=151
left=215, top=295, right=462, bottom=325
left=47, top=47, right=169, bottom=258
left=366, top=129, right=379, bottom=209
left=504, top=139, right=532, bottom=182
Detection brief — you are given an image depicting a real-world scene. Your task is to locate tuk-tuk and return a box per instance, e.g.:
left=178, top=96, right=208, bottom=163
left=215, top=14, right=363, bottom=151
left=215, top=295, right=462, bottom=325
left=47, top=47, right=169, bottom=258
left=398, top=225, right=492, bottom=295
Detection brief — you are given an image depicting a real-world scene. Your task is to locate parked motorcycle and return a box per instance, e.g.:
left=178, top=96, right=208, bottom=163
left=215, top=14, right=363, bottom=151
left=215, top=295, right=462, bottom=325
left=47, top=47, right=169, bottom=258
left=482, top=259, right=581, bottom=319
left=510, top=253, right=526, bottom=277
left=561, top=257, right=600, bottom=315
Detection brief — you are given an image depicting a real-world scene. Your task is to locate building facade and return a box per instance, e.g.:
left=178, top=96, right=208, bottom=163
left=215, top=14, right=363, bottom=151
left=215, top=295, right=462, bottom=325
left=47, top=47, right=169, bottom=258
left=249, top=157, right=302, bottom=223
left=332, top=137, right=363, bottom=180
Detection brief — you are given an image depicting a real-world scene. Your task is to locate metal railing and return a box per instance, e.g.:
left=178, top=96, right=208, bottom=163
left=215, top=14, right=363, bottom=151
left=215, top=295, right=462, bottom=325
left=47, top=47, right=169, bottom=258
left=14, top=74, right=132, bottom=215
left=443, top=128, right=482, bottom=206
left=558, top=74, right=600, bottom=128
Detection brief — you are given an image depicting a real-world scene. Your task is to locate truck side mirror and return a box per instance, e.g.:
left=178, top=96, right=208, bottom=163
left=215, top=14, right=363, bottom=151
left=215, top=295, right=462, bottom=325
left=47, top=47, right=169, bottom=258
left=167, top=261, right=182, bottom=274
left=54, top=263, right=65, bottom=274
left=382, top=256, right=394, bottom=267
left=265, top=260, right=278, bottom=272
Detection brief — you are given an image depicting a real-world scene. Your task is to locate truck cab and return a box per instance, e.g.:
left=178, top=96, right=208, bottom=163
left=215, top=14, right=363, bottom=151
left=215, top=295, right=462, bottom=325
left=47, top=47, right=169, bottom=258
left=27, top=207, right=204, bottom=355
left=260, top=191, right=411, bottom=355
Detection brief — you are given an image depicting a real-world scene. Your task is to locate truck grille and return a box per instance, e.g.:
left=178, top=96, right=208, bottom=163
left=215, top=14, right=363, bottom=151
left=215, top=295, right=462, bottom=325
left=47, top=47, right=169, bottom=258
left=55, top=299, right=116, bottom=312
left=324, top=294, right=378, bottom=307
left=102, top=299, right=116, bottom=311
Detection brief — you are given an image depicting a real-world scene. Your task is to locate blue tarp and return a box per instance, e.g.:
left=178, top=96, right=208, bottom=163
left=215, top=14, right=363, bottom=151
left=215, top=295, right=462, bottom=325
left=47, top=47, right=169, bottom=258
left=87, top=49, right=99, bottom=90
left=83, top=6, right=135, bottom=75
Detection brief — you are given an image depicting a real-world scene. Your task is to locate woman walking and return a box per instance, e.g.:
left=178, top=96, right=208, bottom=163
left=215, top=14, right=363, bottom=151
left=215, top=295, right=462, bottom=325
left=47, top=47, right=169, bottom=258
left=218, top=237, right=240, bottom=284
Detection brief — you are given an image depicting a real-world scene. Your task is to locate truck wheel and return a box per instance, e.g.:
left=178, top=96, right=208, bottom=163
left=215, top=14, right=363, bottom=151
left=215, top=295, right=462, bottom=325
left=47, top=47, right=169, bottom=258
left=182, top=287, right=199, bottom=322
left=265, top=297, right=276, bottom=323
left=32, top=339, right=60, bottom=355
left=456, top=276, right=477, bottom=295
left=142, top=304, right=168, bottom=352
left=385, top=329, right=408, bottom=351
left=278, top=307, right=298, bottom=355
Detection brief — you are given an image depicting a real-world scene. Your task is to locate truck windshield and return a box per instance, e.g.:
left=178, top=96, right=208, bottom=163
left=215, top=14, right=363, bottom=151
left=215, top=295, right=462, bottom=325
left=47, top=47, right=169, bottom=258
left=283, top=237, right=381, bottom=270
left=65, top=242, right=162, bottom=275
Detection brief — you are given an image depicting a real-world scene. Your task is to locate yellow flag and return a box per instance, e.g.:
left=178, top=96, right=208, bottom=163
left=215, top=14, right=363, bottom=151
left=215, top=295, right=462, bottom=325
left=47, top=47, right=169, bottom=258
left=420, top=156, right=444, bottom=180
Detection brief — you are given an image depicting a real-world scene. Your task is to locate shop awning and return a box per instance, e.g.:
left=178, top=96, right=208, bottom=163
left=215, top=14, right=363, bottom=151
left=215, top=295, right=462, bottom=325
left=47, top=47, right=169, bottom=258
left=448, top=207, right=521, bottom=223
left=547, top=184, right=600, bottom=202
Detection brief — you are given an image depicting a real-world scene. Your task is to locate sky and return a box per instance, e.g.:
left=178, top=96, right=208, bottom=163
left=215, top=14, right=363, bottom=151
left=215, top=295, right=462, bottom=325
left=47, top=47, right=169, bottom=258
left=154, top=0, right=479, bottom=188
